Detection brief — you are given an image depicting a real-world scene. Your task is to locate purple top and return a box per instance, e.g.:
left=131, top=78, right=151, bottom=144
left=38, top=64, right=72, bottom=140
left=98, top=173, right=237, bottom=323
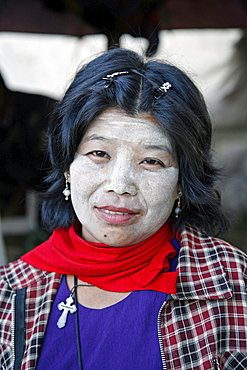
left=36, top=238, right=180, bottom=369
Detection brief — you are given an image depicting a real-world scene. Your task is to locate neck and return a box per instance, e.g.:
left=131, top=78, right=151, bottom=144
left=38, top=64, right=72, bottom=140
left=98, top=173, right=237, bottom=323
left=67, top=275, right=132, bottom=309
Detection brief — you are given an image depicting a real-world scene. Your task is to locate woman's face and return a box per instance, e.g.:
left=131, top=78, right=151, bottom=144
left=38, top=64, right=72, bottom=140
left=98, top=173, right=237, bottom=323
left=69, top=108, right=180, bottom=246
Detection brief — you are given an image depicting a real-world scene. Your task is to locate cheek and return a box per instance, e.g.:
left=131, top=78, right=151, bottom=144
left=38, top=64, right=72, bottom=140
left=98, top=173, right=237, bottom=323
left=144, top=169, right=179, bottom=212
left=69, top=157, right=106, bottom=207
left=70, top=157, right=101, bottom=188
left=69, top=158, right=94, bottom=205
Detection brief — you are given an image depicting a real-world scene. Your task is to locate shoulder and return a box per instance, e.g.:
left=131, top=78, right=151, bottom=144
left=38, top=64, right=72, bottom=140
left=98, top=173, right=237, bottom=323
left=180, top=227, right=247, bottom=277
left=0, top=258, right=61, bottom=291
left=173, top=227, right=247, bottom=300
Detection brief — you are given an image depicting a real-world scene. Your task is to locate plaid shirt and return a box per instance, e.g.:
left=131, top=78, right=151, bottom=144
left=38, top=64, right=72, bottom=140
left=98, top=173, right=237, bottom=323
left=1, top=227, right=247, bottom=370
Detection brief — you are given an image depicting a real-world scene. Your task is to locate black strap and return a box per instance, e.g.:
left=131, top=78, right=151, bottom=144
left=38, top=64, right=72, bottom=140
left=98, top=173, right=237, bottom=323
left=13, top=288, right=27, bottom=370
left=74, top=276, right=83, bottom=370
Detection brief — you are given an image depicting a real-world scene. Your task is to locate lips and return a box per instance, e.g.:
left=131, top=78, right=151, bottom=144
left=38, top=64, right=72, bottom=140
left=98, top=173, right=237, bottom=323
left=95, top=206, right=140, bottom=224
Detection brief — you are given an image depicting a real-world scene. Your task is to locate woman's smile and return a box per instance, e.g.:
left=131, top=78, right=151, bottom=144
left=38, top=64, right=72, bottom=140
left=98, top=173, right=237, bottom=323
left=69, top=108, right=180, bottom=246
left=95, top=206, right=141, bottom=224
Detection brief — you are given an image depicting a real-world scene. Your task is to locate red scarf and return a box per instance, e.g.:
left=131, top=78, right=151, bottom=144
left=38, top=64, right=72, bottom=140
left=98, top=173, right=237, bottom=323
left=21, top=222, right=178, bottom=293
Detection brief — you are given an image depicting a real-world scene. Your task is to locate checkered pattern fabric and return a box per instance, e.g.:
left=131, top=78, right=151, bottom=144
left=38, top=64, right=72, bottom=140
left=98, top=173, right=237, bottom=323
left=0, top=260, right=61, bottom=369
left=0, top=227, right=247, bottom=369
left=161, top=228, right=247, bottom=369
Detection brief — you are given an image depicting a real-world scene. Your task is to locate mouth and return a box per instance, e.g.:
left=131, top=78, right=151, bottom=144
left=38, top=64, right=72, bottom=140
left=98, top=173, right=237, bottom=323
left=95, top=206, right=140, bottom=224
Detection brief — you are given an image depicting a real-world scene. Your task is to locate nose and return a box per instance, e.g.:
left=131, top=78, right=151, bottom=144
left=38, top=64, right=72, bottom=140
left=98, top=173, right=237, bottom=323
left=105, top=159, right=138, bottom=196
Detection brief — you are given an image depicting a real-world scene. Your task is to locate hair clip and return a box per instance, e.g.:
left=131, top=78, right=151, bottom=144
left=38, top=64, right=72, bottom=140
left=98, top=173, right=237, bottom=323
left=154, top=81, right=172, bottom=100
left=103, top=71, right=130, bottom=88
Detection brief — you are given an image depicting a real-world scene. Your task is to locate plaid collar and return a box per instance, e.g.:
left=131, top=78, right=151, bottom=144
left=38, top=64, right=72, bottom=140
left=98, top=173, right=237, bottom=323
left=173, top=227, right=233, bottom=301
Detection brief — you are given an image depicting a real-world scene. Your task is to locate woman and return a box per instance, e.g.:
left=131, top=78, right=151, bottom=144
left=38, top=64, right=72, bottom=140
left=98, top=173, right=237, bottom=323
left=1, top=48, right=247, bottom=370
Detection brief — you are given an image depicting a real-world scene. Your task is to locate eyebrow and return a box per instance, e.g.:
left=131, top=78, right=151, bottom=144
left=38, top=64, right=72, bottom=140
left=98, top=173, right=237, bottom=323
left=82, top=135, right=174, bottom=156
left=83, top=135, right=113, bottom=143
left=142, top=144, right=173, bottom=155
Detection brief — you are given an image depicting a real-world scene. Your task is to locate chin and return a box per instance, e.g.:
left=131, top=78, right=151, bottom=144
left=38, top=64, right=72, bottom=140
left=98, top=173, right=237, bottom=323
left=92, top=232, right=136, bottom=247
left=102, top=237, right=132, bottom=247
left=102, top=233, right=145, bottom=247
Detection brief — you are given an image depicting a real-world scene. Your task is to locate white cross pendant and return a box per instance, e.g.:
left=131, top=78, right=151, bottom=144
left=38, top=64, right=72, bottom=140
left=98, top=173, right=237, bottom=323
left=57, top=295, right=77, bottom=328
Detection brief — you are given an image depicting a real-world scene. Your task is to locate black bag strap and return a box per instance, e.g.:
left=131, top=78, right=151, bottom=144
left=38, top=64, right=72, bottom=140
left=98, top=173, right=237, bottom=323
left=13, top=288, right=26, bottom=370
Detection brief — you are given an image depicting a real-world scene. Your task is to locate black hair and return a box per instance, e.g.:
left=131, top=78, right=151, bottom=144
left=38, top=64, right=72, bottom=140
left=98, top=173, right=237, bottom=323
left=41, top=48, right=229, bottom=236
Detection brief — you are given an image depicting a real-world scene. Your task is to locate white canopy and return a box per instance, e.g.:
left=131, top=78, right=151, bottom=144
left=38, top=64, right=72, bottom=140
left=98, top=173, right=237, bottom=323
left=0, top=29, right=246, bottom=219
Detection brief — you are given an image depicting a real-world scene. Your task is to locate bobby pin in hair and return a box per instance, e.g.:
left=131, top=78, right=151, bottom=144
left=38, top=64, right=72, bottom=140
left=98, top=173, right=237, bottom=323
left=103, top=71, right=130, bottom=87
left=154, top=81, right=172, bottom=100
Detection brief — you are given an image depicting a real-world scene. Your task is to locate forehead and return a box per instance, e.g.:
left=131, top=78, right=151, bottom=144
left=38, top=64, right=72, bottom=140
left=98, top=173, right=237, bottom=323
left=82, top=109, right=172, bottom=148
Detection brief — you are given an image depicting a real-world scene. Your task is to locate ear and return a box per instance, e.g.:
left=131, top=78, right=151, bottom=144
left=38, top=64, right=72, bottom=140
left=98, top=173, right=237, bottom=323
left=64, top=171, right=71, bottom=183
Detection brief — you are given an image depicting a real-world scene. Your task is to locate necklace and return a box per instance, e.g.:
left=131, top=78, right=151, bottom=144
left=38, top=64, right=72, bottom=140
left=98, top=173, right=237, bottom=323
left=56, top=277, right=94, bottom=328
left=74, top=276, right=83, bottom=370
left=70, top=281, right=94, bottom=296
left=57, top=277, right=92, bottom=369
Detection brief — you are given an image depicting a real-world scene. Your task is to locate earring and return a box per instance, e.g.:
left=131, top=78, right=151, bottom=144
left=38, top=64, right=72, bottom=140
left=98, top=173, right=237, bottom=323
left=63, top=173, right=71, bottom=200
left=175, top=191, right=182, bottom=218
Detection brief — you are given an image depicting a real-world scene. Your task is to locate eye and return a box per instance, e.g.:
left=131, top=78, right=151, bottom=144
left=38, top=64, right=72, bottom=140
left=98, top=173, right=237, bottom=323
left=87, top=150, right=111, bottom=162
left=90, top=151, right=109, bottom=158
left=140, top=158, right=165, bottom=168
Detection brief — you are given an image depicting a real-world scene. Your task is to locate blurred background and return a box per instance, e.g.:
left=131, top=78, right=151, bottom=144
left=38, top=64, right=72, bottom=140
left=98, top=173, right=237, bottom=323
left=0, top=0, right=247, bottom=264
